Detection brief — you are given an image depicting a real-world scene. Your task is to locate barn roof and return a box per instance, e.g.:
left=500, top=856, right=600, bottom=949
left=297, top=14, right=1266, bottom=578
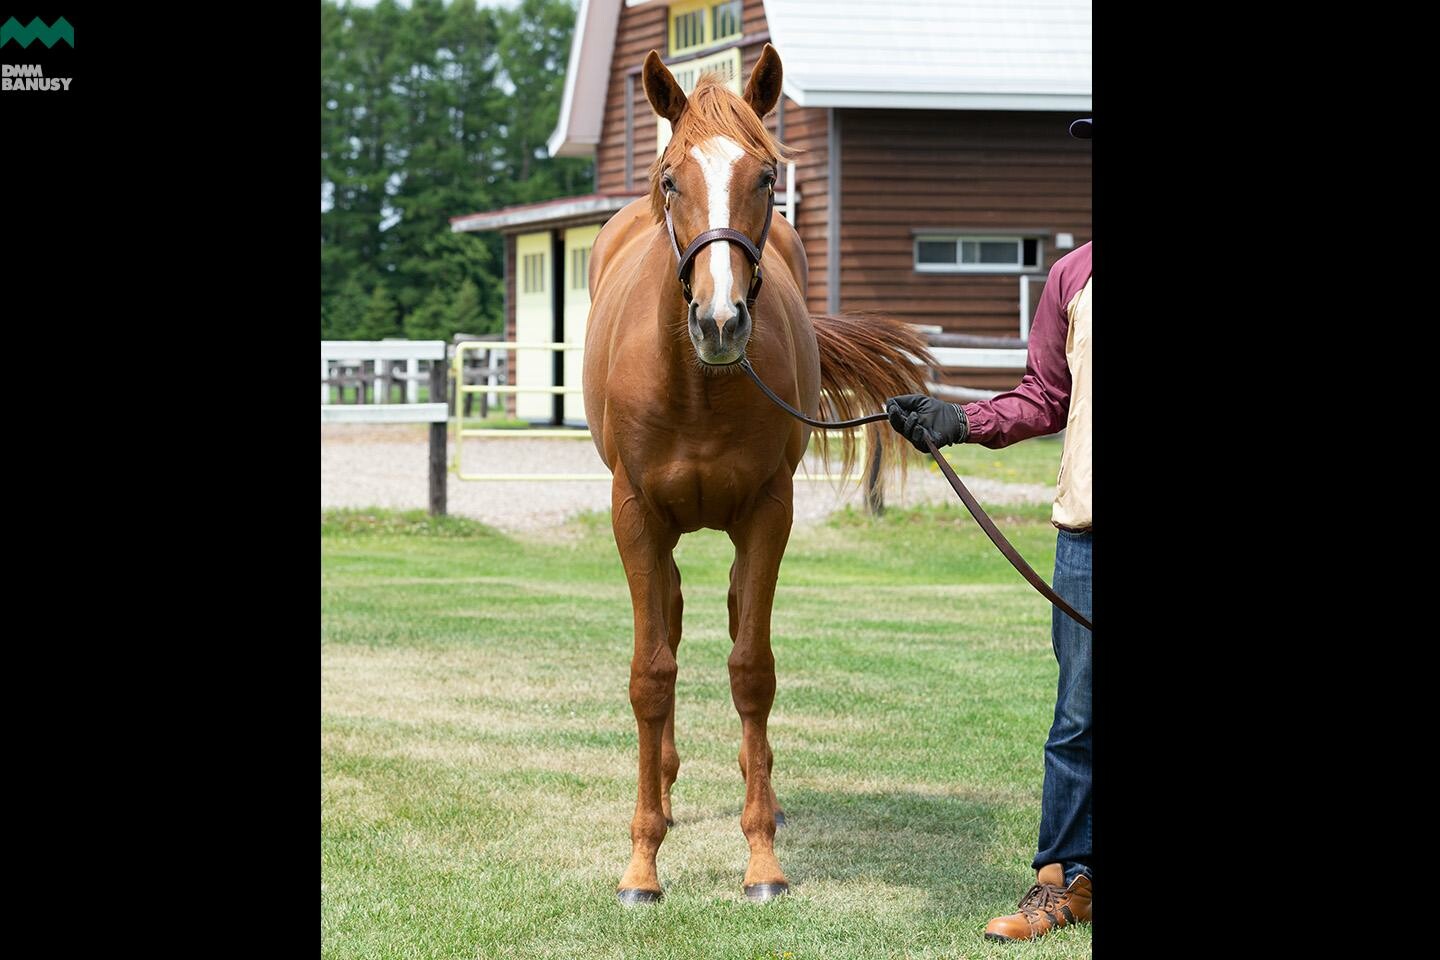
left=760, top=0, right=1092, bottom=110
left=548, top=0, right=1092, bottom=157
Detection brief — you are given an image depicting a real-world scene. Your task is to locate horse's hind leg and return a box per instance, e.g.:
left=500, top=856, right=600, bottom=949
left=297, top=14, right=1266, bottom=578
left=730, top=559, right=785, bottom=829
left=727, top=474, right=793, bottom=900
left=661, top=557, right=683, bottom=827
left=612, top=472, right=680, bottom=904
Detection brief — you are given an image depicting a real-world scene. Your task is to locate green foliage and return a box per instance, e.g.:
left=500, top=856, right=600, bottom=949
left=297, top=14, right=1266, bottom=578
left=321, top=0, right=588, bottom=340
left=359, top=283, right=401, bottom=340
left=449, top=277, right=488, bottom=334
left=323, top=277, right=370, bottom=339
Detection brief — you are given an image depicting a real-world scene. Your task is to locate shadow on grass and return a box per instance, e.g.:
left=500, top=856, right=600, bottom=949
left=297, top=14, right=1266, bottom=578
left=758, top=786, right=1024, bottom=910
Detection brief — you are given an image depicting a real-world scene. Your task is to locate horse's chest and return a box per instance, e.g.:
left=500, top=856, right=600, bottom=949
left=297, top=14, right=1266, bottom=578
left=618, top=433, right=778, bottom=531
left=603, top=363, right=792, bottom=531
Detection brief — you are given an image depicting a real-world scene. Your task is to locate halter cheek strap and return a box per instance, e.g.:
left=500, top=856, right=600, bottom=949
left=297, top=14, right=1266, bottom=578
left=664, top=185, right=774, bottom=309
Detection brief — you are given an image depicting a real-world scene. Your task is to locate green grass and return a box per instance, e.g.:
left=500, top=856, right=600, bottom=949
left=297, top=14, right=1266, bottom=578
left=803, top=431, right=1061, bottom=489
left=322, top=502, right=1088, bottom=960
left=919, top=436, right=1063, bottom=487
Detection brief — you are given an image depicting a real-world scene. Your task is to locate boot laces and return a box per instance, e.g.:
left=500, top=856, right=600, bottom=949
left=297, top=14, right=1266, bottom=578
left=1017, top=882, right=1066, bottom=920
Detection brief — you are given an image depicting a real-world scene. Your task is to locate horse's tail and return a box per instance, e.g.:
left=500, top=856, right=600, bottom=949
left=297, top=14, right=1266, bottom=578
left=811, top=312, right=936, bottom=487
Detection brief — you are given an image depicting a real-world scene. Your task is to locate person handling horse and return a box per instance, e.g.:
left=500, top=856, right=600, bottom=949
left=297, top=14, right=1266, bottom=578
left=884, top=117, right=1093, bottom=944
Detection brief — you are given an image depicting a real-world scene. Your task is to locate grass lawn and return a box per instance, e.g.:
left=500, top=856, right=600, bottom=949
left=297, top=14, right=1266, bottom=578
left=322, top=494, right=1088, bottom=959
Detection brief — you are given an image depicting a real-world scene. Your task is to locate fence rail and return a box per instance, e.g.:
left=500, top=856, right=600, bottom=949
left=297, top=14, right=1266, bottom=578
left=323, top=327, right=1032, bottom=515
left=322, top=340, right=448, bottom=515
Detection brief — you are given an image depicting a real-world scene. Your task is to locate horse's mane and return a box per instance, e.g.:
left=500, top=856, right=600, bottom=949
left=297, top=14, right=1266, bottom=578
left=648, top=73, right=795, bottom=223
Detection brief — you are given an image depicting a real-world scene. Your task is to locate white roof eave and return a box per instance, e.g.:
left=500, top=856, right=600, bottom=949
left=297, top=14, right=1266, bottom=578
left=787, top=90, right=1093, bottom=111
left=767, top=1, right=1091, bottom=111
left=451, top=195, right=638, bottom=234
left=547, top=0, right=623, bottom=159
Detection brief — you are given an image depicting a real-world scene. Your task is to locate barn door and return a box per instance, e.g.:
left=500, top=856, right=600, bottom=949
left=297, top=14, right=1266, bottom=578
left=514, top=231, right=553, bottom=422
left=562, top=225, right=600, bottom=423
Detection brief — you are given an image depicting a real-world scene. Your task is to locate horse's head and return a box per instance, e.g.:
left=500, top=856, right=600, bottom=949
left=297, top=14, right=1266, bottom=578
left=644, top=44, right=788, bottom=366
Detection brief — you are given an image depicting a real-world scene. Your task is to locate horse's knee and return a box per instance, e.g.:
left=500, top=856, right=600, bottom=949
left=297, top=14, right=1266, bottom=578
left=727, top=652, right=776, bottom=714
left=630, top=651, right=678, bottom=722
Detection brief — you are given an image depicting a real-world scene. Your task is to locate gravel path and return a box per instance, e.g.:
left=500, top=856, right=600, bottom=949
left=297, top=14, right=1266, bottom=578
left=322, top=424, right=1053, bottom=534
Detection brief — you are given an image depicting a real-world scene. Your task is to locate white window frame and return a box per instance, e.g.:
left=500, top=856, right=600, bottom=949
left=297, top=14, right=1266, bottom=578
left=913, top=235, right=1044, bottom=274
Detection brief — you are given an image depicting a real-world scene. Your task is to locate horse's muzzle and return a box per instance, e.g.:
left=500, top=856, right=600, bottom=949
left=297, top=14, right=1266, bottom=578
left=689, top=298, right=752, bottom=365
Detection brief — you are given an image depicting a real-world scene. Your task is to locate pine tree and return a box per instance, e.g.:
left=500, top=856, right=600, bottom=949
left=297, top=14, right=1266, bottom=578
left=326, top=277, right=369, bottom=339
left=321, top=0, right=588, bottom=339
left=359, top=283, right=401, bottom=341
left=404, top=288, right=452, bottom=341
left=450, top=277, right=487, bottom=336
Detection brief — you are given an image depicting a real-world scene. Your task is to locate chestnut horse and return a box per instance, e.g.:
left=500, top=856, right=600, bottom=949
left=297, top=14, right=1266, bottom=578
left=582, top=45, right=930, bottom=903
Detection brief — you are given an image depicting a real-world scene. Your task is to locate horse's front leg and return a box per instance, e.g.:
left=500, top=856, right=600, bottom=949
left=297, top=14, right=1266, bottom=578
left=729, top=560, right=784, bottom=828
left=661, top=557, right=683, bottom=827
left=612, top=469, right=681, bottom=904
left=727, top=472, right=793, bottom=901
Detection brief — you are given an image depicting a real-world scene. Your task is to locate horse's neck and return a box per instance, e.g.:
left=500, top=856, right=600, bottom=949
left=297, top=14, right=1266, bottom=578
left=640, top=230, right=703, bottom=391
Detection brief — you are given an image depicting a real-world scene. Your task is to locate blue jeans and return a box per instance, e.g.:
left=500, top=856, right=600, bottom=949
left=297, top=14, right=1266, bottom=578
left=1032, top=528, right=1092, bottom=886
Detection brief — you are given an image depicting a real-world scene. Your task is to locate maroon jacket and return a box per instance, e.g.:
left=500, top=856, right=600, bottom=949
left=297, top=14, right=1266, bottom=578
left=962, top=242, right=1093, bottom=448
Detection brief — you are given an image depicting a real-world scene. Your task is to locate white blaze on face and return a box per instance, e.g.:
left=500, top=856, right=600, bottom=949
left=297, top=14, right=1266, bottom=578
left=690, top=136, right=746, bottom=328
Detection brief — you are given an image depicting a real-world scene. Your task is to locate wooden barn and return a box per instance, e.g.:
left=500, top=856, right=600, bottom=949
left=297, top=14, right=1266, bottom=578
left=449, top=0, right=1091, bottom=423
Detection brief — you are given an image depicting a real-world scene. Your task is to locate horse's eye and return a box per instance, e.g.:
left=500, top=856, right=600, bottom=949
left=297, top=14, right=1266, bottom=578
left=662, top=173, right=677, bottom=193
left=760, top=170, right=776, bottom=189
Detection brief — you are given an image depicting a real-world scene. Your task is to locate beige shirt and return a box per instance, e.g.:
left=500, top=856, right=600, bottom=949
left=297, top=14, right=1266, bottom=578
left=1052, top=278, right=1091, bottom=530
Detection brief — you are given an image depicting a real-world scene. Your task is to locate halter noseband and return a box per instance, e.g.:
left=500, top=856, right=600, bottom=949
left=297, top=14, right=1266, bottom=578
left=663, top=183, right=774, bottom=310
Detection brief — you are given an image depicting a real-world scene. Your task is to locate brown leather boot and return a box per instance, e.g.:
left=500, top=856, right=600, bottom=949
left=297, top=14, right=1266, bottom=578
left=983, top=863, right=1091, bottom=942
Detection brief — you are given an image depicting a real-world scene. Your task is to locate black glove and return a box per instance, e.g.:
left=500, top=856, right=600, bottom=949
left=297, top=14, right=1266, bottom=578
left=885, top=394, right=969, bottom=452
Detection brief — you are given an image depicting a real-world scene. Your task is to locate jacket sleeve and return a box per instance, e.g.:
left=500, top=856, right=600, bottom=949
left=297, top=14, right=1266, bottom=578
left=960, top=268, right=1072, bottom=449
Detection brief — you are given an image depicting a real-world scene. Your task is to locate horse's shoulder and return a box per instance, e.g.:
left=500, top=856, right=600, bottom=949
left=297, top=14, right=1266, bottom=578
left=766, top=211, right=808, bottom=294
left=592, top=199, right=654, bottom=282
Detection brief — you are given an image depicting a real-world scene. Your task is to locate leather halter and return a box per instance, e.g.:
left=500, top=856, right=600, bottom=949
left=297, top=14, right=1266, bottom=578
left=663, top=183, right=774, bottom=309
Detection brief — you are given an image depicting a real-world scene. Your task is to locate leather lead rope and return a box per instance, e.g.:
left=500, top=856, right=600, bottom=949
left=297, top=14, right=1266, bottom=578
left=738, top=358, right=1093, bottom=631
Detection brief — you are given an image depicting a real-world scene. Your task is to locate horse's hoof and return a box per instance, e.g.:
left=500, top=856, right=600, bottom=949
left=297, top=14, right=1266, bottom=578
left=743, top=882, right=790, bottom=902
left=617, top=888, right=663, bottom=906
left=773, top=811, right=786, bottom=828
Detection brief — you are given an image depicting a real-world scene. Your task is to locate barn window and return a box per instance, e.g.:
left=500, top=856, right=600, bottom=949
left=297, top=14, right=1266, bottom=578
left=670, top=1, right=743, bottom=58
left=712, top=1, right=742, bottom=43
left=571, top=247, right=590, bottom=290
left=914, top=235, right=1044, bottom=274
left=655, top=46, right=743, bottom=156
left=522, top=252, right=546, bottom=293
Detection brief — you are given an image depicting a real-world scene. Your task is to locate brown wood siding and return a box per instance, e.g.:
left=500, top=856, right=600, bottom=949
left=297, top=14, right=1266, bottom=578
left=837, top=109, right=1090, bottom=390
left=782, top=97, right=828, bottom=315
left=594, top=1, right=831, bottom=315
left=595, top=2, right=666, bottom=195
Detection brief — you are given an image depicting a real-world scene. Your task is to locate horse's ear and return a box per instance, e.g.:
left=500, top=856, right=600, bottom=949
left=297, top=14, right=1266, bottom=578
left=642, top=50, right=687, bottom=125
left=743, top=43, right=783, bottom=119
